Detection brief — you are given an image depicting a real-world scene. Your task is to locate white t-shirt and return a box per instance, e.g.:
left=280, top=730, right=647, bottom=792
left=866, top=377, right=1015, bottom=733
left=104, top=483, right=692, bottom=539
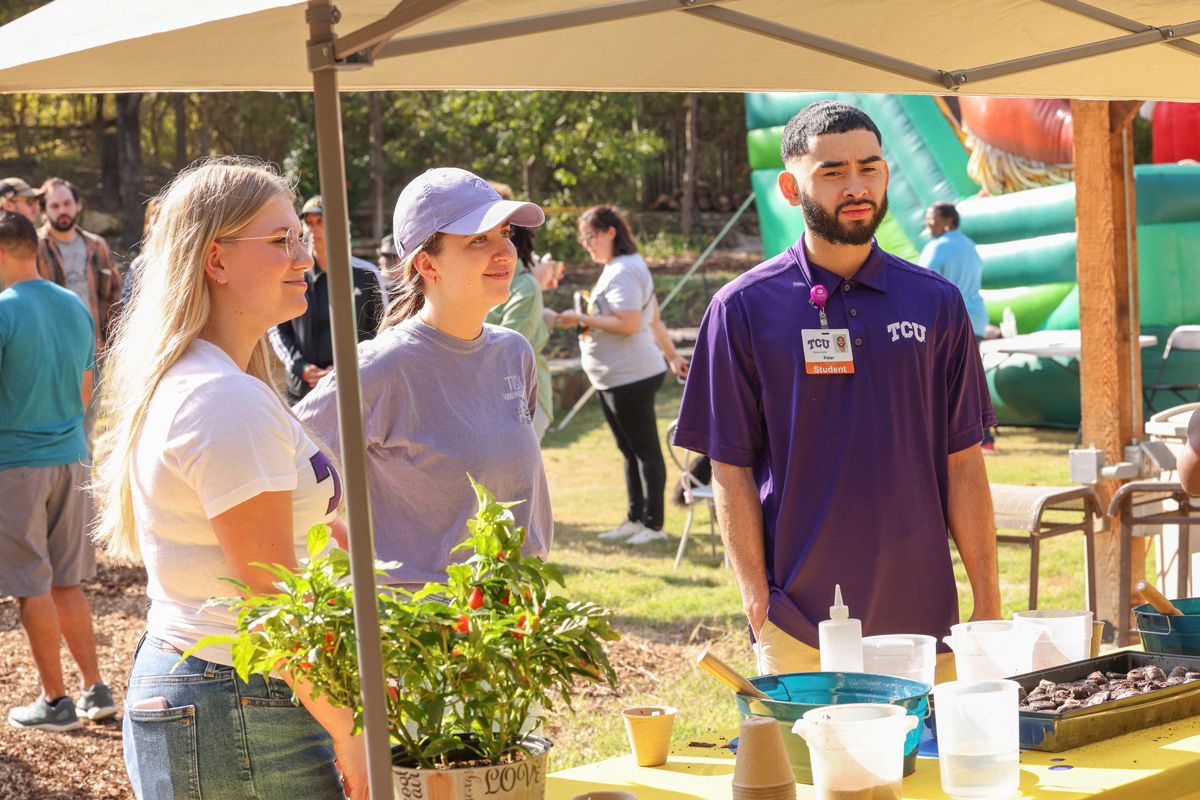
left=579, top=253, right=666, bottom=390
left=132, top=340, right=341, bottom=665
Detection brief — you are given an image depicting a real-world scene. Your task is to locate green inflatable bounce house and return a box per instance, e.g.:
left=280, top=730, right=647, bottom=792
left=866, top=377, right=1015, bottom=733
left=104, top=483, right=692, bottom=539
left=746, top=93, right=1200, bottom=428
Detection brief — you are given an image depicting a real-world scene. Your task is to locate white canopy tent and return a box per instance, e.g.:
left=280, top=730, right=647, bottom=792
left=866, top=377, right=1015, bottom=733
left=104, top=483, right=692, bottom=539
left=2, top=1, right=1197, bottom=796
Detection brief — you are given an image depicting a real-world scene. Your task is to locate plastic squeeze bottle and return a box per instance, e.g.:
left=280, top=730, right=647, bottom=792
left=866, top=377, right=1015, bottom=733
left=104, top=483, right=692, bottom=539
left=818, top=584, right=864, bottom=672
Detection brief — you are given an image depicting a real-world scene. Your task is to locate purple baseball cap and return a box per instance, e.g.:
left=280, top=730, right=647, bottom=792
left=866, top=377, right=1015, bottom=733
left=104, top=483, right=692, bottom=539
left=392, top=168, right=545, bottom=260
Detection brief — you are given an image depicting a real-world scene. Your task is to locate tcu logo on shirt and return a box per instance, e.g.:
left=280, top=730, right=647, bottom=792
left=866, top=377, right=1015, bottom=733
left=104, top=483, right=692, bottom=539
left=886, top=320, right=927, bottom=343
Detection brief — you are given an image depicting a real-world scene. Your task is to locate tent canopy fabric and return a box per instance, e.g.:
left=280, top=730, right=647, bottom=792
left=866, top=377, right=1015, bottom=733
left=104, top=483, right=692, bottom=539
left=3, top=0, right=1200, bottom=100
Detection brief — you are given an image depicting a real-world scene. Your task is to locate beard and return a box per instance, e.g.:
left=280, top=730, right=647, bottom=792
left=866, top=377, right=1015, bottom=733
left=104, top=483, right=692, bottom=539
left=799, top=191, right=888, bottom=246
left=49, top=212, right=78, bottom=233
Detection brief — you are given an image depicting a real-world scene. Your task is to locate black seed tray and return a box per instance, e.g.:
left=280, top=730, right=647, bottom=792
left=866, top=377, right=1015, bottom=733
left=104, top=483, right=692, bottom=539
left=1012, top=652, right=1200, bottom=751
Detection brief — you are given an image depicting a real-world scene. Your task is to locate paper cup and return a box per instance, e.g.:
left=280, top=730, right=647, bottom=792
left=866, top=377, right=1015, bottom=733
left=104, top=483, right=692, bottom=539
left=732, top=715, right=796, bottom=790
left=622, top=706, right=677, bottom=767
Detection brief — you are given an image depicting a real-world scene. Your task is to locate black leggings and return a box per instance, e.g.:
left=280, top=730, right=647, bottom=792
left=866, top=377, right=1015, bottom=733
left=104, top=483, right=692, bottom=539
left=597, top=371, right=667, bottom=531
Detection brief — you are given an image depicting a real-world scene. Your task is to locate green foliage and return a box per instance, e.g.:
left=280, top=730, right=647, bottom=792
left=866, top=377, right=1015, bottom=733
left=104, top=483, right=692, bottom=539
left=189, top=477, right=619, bottom=770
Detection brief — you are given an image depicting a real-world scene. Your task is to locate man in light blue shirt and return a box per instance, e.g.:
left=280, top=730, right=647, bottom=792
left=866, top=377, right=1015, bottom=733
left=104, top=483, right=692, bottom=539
left=919, top=202, right=988, bottom=337
left=920, top=201, right=994, bottom=449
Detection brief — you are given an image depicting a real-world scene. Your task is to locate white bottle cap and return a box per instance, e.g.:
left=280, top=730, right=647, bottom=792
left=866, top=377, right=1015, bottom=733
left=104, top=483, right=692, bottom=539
left=829, top=584, right=849, bottom=620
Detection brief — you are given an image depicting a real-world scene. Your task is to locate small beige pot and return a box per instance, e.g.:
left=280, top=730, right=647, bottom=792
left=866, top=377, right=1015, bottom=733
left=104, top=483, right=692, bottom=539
left=391, top=736, right=552, bottom=800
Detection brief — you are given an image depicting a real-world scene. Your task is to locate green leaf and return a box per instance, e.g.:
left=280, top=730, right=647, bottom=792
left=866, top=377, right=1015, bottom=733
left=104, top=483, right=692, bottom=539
left=307, top=523, right=330, bottom=556
left=177, top=634, right=235, bottom=669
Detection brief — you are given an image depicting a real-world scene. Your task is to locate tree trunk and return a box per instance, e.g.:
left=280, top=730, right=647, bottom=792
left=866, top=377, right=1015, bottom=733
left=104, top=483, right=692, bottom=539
left=680, top=93, right=699, bottom=237
left=198, top=93, right=211, bottom=156
left=96, top=94, right=120, bottom=212
left=116, top=92, right=144, bottom=252
left=174, top=93, right=188, bottom=171
left=12, top=94, right=25, bottom=160
left=368, top=92, right=385, bottom=242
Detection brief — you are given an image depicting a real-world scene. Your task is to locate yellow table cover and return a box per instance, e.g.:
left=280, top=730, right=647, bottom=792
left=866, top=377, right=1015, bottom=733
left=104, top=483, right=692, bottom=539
left=548, top=715, right=1200, bottom=799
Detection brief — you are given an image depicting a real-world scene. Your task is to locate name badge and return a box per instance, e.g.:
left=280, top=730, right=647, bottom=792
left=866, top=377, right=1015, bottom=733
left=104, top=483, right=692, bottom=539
left=802, top=328, right=855, bottom=374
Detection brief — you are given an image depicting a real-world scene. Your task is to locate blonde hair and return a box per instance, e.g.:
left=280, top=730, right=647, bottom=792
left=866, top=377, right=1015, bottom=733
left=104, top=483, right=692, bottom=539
left=92, top=156, right=294, bottom=560
left=378, top=231, right=443, bottom=332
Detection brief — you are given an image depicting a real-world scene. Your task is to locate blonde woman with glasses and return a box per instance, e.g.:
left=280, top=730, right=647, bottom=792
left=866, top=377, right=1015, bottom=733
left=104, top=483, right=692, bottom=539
left=93, top=157, right=365, bottom=800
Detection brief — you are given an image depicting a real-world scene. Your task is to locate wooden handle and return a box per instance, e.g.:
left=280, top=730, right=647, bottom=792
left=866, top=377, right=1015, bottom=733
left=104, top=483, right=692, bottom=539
left=1136, top=580, right=1184, bottom=616
left=695, top=648, right=771, bottom=699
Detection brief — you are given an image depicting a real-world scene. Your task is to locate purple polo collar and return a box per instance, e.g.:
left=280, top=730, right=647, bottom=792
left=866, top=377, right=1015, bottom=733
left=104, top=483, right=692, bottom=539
left=788, top=235, right=889, bottom=294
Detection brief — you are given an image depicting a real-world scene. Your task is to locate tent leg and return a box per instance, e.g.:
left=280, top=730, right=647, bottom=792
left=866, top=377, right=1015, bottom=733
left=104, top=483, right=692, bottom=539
left=310, top=5, right=394, bottom=798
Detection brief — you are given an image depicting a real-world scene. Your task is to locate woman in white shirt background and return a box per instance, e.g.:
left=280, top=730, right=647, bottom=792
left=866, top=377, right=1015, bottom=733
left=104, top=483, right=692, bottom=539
left=556, top=205, right=688, bottom=546
left=92, top=157, right=365, bottom=800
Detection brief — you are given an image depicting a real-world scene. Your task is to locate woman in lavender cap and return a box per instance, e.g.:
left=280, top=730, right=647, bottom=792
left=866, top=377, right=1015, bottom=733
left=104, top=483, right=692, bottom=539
left=296, top=168, right=553, bottom=588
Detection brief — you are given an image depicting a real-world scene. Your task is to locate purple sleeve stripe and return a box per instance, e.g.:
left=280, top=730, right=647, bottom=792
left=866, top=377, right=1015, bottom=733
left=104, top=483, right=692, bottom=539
left=948, top=424, right=986, bottom=455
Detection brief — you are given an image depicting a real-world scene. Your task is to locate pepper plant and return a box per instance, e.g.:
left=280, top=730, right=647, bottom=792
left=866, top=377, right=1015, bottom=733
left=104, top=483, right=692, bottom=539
left=189, top=478, right=619, bottom=769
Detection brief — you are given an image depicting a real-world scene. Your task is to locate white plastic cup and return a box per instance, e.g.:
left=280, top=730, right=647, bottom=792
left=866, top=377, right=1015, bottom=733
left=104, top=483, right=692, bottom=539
left=793, top=703, right=917, bottom=800
left=944, top=621, right=1040, bottom=680
left=1192, top=552, right=1199, bottom=597
left=862, top=634, right=937, bottom=687
left=1013, top=610, right=1093, bottom=671
left=933, top=680, right=1020, bottom=800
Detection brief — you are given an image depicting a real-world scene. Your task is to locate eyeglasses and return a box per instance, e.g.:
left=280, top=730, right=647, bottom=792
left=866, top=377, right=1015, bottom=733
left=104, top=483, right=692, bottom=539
left=219, top=227, right=302, bottom=260
left=577, top=232, right=597, bottom=245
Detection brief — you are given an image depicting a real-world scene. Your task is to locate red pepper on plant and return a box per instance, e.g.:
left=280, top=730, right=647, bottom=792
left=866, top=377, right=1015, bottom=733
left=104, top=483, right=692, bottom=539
left=455, top=614, right=470, bottom=633
left=468, top=586, right=485, bottom=610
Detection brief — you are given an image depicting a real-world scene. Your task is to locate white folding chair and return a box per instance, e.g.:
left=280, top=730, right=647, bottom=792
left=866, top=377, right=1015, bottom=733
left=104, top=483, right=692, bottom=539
left=1145, top=326, right=1200, bottom=413
left=665, top=420, right=723, bottom=569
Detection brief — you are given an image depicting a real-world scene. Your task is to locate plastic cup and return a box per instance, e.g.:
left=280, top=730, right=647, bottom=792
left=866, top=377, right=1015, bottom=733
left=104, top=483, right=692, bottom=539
left=862, top=634, right=937, bottom=688
left=793, top=703, right=916, bottom=800
left=932, top=680, right=1020, bottom=799
left=1013, top=610, right=1093, bottom=670
left=944, top=621, right=1040, bottom=679
left=622, top=706, right=676, bottom=767
left=733, top=715, right=796, bottom=791
left=1193, top=552, right=1200, bottom=597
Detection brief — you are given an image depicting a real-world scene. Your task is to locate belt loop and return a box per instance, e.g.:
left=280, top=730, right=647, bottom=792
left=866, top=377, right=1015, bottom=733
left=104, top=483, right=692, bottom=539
left=133, top=631, right=149, bottom=660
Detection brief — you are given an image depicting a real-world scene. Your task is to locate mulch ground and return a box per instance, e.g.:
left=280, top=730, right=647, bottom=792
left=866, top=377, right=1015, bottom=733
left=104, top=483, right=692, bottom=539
left=0, top=557, right=716, bottom=798
left=0, top=559, right=147, bottom=799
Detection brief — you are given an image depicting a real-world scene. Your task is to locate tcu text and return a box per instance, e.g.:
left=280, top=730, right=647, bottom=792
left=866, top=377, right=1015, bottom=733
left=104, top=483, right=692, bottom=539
left=886, top=321, right=927, bottom=342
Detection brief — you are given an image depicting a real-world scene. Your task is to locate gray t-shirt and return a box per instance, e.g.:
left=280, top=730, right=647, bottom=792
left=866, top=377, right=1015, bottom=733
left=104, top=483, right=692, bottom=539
left=579, top=253, right=666, bottom=390
left=295, top=316, right=552, bottom=585
left=57, top=234, right=90, bottom=309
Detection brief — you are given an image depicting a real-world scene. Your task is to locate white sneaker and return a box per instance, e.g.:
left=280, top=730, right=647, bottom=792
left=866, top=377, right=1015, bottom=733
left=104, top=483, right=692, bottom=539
left=598, top=520, right=644, bottom=541
left=626, top=527, right=668, bottom=545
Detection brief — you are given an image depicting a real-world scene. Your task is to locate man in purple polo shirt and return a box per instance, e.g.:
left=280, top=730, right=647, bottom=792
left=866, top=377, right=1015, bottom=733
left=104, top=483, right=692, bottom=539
left=675, top=101, right=1000, bottom=679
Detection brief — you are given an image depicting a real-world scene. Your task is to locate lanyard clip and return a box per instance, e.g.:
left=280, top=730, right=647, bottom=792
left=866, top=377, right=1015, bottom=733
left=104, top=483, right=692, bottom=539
left=809, top=284, right=829, bottom=329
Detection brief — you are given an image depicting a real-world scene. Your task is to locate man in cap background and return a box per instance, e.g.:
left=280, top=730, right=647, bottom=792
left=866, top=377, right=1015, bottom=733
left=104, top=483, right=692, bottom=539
left=35, top=177, right=122, bottom=353
left=269, top=194, right=385, bottom=404
left=0, top=178, right=40, bottom=225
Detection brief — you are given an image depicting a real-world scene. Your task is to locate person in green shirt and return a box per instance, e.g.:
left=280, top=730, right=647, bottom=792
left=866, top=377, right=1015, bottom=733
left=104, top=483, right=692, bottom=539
left=486, top=223, right=554, bottom=438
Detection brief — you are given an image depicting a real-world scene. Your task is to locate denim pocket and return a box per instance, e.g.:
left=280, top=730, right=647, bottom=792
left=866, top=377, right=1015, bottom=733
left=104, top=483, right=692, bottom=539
left=239, top=700, right=342, bottom=797
left=125, top=705, right=200, bottom=800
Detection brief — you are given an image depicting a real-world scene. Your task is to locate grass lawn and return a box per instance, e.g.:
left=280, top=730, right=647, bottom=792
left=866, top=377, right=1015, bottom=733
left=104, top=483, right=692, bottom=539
left=538, top=382, right=1154, bottom=770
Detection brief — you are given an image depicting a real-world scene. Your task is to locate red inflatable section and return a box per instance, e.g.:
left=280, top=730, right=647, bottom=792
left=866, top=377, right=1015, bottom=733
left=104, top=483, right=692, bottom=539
left=958, top=97, right=1074, bottom=164
left=1152, top=102, right=1200, bottom=163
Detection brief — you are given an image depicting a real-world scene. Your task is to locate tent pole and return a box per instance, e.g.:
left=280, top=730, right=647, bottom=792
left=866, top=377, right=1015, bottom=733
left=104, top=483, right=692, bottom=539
left=309, top=3, right=394, bottom=798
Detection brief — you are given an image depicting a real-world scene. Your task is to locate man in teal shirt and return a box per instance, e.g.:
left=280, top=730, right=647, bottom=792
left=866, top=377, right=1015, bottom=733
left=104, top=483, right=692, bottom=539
left=920, top=201, right=994, bottom=449
left=487, top=250, right=553, bottom=439
left=0, top=210, right=114, bottom=731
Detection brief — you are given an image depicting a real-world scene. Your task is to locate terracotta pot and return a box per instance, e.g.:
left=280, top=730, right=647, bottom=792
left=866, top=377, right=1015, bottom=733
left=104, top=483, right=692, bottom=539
left=391, top=736, right=552, bottom=800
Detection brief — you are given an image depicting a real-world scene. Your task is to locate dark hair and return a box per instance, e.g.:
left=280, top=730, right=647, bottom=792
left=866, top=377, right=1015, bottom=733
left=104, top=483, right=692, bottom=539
left=511, top=225, right=535, bottom=268
left=929, top=201, right=960, bottom=229
left=780, top=101, right=882, bottom=163
left=0, top=209, right=37, bottom=257
left=38, top=177, right=80, bottom=210
left=579, top=205, right=637, bottom=257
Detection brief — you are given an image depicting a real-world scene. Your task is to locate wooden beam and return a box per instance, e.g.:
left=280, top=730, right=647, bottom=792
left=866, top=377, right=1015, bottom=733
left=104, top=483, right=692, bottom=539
left=1072, top=99, right=1144, bottom=644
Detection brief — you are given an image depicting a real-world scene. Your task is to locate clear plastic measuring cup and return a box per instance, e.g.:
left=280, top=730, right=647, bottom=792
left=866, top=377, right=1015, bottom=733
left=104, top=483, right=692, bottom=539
left=1012, top=609, right=1093, bottom=670
left=943, top=621, right=1040, bottom=680
left=793, top=703, right=918, bottom=800
left=862, top=634, right=937, bottom=688
left=932, top=680, right=1020, bottom=800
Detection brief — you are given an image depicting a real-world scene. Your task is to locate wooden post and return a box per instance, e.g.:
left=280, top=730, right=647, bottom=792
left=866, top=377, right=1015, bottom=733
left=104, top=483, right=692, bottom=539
left=1072, top=99, right=1144, bottom=644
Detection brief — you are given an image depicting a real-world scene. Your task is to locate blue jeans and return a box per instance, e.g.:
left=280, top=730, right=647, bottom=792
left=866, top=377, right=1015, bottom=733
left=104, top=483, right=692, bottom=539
left=123, top=633, right=345, bottom=799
